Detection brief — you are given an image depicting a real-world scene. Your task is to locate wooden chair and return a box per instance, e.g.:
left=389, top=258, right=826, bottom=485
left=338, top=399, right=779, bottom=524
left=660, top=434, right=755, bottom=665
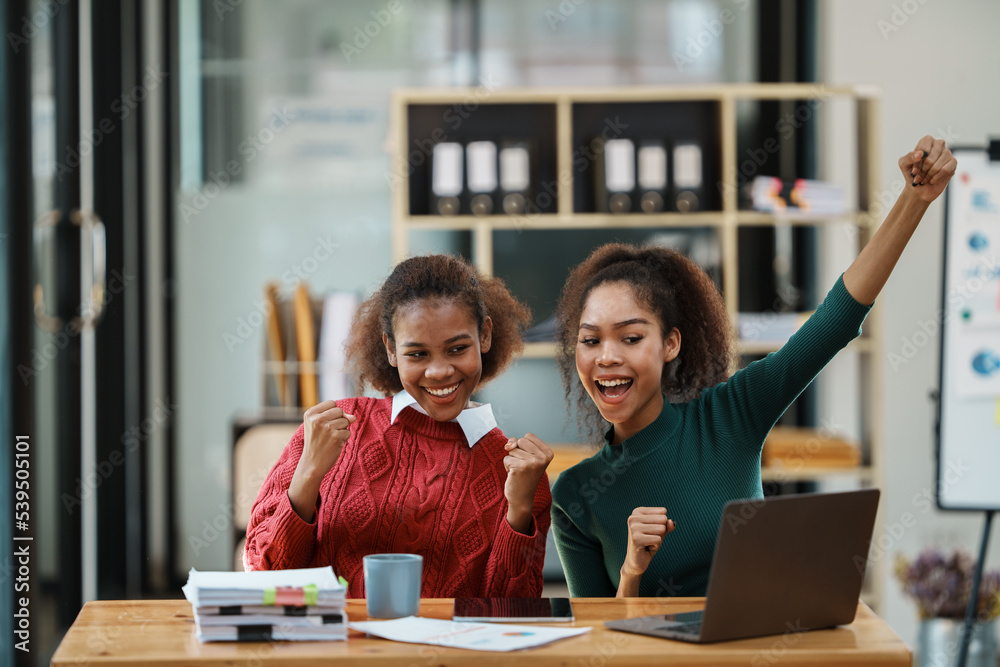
left=231, top=420, right=301, bottom=570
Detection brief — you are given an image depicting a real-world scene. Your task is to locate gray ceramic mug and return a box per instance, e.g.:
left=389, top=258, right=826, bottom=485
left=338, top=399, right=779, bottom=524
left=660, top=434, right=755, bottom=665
left=362, top=554, right=423, bottom=619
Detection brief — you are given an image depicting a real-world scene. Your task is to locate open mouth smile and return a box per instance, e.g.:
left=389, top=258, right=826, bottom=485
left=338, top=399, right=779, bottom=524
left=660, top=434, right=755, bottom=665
left=595, top=377, right=633, bottom=400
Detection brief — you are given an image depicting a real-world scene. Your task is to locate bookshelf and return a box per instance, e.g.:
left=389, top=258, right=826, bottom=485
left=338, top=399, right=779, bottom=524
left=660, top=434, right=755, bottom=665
left=389, top=84, right=884, bottom=610
left=257, top=286, right=358, bottom=412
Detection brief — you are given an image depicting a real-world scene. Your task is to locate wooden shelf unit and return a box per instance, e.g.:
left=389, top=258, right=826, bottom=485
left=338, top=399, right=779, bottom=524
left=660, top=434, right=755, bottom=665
left=390, top=84, right=885, bottom=611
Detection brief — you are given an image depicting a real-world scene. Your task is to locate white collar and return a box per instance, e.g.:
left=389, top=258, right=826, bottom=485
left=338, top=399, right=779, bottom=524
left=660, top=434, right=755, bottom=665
left=390, top=389, right=498, bottom=447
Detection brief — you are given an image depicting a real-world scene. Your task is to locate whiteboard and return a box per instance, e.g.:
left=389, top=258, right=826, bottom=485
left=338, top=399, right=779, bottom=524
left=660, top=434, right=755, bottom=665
left=936, top=147, right=1000, bottom=510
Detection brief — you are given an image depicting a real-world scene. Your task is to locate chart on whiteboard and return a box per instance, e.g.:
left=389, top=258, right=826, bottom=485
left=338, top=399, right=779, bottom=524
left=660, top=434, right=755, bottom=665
left=945, top=157, right=1000, bottom=399
left=938, top=148, right=1000, bottom=510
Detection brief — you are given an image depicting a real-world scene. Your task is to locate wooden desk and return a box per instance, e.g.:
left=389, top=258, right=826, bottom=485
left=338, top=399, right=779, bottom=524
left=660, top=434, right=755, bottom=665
left=51, top=598, right=911, bottom=666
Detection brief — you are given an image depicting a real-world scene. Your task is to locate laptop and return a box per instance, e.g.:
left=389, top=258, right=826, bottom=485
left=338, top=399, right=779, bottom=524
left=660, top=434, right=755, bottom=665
left=605, top=488, right=880, bottom=643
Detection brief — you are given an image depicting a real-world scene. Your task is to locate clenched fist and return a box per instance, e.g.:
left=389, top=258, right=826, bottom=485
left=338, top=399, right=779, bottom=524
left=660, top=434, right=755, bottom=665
left=301, top=401, right=356, bottom=478
left=502, top=433, right=553, bottom=534
left=900, top=136, right=956, bottom=203
left=621, top=507, right=676, bottom=578
left=288, top=400, right=356, bottom=522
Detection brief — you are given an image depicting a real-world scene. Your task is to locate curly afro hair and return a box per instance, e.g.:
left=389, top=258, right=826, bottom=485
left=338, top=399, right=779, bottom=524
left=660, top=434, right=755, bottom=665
left=554, top=242, right=736, bottom=438
left=346, top=254, right=532, bottom=396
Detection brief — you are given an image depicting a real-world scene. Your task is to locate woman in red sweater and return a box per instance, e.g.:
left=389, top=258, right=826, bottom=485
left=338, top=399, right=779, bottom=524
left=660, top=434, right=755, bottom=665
left=244, top=254, right=553, bottom=598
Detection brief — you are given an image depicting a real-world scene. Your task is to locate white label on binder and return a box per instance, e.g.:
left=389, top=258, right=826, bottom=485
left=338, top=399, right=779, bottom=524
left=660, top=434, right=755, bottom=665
left=499, top=146, right=530, bottom=191
left=432, top=143, right=464, bottom=196
left=604, top=139, right=636, bottom=192
left=466, top=141, right=498, bottom=193
left=673, top=143, right=703, bottom=189
left=638, top=144, right=667, bottom=190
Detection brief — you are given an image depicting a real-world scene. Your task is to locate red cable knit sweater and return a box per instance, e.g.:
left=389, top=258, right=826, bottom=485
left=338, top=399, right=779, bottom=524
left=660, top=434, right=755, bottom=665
left=243, top=396, right=552, bottom=598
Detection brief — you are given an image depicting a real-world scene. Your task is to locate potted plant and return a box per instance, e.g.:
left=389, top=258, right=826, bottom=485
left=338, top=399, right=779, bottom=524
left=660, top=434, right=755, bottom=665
left=895, top=548, right=1000, bottom=667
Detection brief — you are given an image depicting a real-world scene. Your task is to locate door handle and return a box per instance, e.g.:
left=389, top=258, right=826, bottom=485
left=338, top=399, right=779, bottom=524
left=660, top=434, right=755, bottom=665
left=33, top=208, right=108, bottom=332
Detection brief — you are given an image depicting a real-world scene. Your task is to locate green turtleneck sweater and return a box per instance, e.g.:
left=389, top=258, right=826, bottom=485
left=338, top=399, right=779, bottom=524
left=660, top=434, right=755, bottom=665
left=551, top=275, right=872, bottom=597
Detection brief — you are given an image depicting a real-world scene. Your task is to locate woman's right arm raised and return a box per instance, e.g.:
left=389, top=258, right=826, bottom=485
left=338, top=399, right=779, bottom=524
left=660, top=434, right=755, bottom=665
left=288, top=400, right=356, bottom=522
left=706, top=138, right=955, bottom=446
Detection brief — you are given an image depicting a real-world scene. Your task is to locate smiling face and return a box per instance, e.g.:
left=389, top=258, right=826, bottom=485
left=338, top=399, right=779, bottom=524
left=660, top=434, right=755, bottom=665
left=383, top=297, right=492, bottom=423
left=575, top=282, right=680, bottom=445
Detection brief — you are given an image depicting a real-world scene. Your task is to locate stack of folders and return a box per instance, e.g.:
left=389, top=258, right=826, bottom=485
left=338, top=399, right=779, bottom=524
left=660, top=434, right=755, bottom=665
left=592, top=139, right=704, bottom=214
left=430, top=140, right=534, bottom=216
left=182, top=566, right=348, bottom=642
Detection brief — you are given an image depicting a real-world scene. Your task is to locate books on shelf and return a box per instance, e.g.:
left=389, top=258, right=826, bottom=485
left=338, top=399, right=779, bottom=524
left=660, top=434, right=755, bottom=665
left=182, top=566, right=347, bottom=643
left=750, top=176, right=846, bottom=217
left=261, top=282, right=359, bottom=410
left=318, top=291, right=359, bottom=402
left=294, top=283, right=320, bottom=409
left=263, top=283, right=289, bottom=407
left=737, top=311, right=812, bottom=346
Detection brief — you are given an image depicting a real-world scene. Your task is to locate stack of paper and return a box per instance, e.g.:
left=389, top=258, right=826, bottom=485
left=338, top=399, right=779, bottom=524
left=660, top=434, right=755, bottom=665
left=182, top=567, right=347, bottom=642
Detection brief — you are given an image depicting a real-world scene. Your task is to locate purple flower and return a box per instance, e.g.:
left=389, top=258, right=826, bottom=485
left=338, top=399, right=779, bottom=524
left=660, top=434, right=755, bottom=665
left=894, top=548, right=1000, bottom=620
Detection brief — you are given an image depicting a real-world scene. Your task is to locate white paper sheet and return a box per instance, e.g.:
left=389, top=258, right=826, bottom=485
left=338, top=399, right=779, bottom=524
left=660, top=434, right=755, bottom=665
left=349, top=616, right=591, bottom=652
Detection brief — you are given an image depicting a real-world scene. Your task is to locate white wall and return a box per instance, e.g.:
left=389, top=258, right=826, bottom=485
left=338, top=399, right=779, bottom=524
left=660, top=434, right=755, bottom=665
left=819, top=0, right=1000, bottom=652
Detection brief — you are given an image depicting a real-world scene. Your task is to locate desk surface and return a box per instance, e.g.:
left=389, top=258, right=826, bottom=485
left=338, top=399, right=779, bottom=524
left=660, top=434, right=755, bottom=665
left=51, top=598, right=911, bottom=666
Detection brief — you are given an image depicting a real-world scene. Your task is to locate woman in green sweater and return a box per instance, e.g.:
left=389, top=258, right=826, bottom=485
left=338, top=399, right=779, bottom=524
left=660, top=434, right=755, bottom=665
left=546, top=137, right=956, bottom=597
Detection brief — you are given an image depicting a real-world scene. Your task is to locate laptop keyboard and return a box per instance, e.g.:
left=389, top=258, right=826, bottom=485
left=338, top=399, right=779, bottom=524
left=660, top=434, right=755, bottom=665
left=657, top=622, right=702, bottom=635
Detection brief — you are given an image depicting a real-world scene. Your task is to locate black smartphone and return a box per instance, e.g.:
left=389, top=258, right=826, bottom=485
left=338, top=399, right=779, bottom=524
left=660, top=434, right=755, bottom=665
left=452, top=597, right=574, bottom=622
